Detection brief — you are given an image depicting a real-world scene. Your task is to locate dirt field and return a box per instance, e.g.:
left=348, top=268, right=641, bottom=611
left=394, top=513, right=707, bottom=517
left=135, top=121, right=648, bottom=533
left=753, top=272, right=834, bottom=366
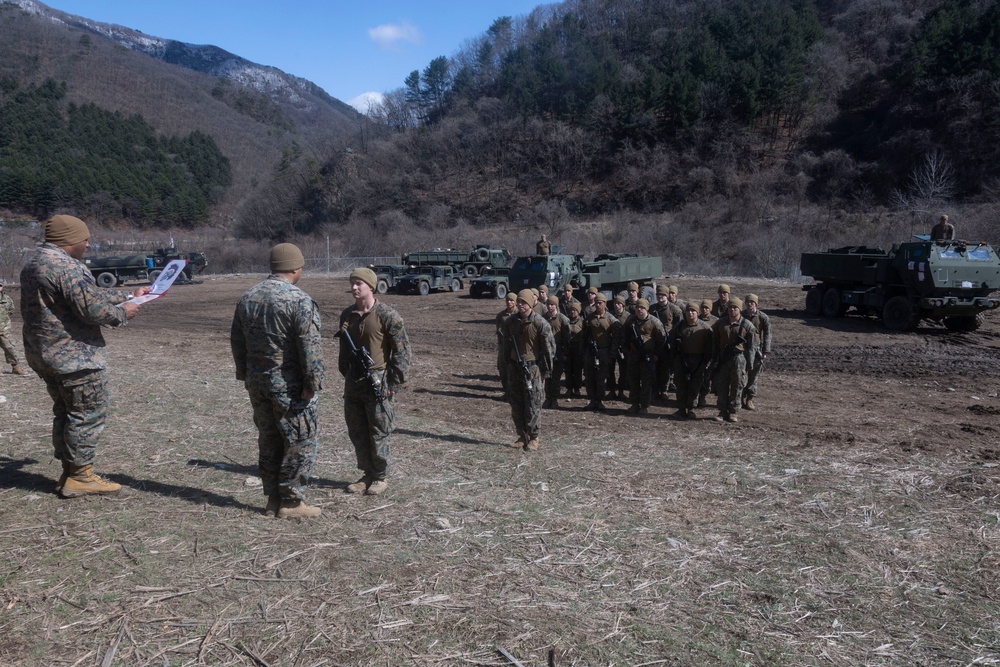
left=2, top=273, right=999, bottom=666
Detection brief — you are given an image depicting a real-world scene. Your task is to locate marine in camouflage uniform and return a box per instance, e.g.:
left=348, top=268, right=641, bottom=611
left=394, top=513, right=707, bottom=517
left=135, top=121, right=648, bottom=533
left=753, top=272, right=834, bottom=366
left=232, top=243, right=325, bottom=517
left=503, top=289, right=555, bottom=450
left=0, top=281, right=27, bottom=374
left=697, top=298, right=718, bottom=407
left=624, top=281, right=640, bottom=314
left=710, top=297, right=757, bottom=423
left=624, top=298, right=666, bottom=415
left=564, top=300, right=585, bottom=397
left=651, top=285, right=682, bottom=399
left=543, top=296, right=570, bottom=409
left=711, top=284, right=732, bottom=319
left=742, top=293, right=772, bottom=411
left=558, top=284, right=576, bottom=318
left=671, top=302, right=713, bottom=419
left=20, top=215, right=150, bottom=497
left=581, top=287, right=599, bottom=321
left=583, top=292, right=615, bottom=411
left=606, top=295, right=629, bottom=401
left=495, top=292, right=517, bottom=397
left=339, top=268, right=411, bottom=495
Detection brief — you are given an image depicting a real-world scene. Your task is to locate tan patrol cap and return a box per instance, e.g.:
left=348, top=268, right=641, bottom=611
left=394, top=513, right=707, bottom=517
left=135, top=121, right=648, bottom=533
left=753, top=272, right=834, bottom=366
left=718, top=284, right=730, bottom=294
left=728, top=297, right=744, bottom=310
left=745, top=293, right=759, bottom=305
left=45, top=215, right=90, bottom=246
left=569, top=300, right=582, bottom=314
left=685, top=301, right=698, bottom=312
left=588, top=286, right=598, bottom=295
left=545, top=295, right=559, bottom=306
left=505, top=291, right=517, bottom=303
left=273, top=243, right=305, bottom=272
left=636, top=298, right=650, bottom=309
left=595, top=292, right=607, bottom=303
left=656, top=284, right=669, bottom=296
left=517, top=289, right=534, bottom=304
left=627, top=281, right=639, bottom=291
left=701, top=298, right=713, bottom=309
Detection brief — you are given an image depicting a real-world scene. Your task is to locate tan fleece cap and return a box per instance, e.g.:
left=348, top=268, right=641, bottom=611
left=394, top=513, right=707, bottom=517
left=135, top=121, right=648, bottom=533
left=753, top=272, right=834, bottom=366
left=349, top=267, right=377, bottom=290
left=270, top=243, right=305, bottom=272
left=45, top=215, right=90, bottom=246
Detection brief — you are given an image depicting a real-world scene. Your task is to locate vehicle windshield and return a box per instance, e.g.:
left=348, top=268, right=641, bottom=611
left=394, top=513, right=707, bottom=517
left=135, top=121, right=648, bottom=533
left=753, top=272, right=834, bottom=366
left=939, top=246, right=993, bottom=261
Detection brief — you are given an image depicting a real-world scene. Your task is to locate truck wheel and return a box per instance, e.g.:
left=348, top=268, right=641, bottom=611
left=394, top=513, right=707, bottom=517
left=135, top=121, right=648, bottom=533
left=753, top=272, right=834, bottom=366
left=944, top=314, right=983, bottom=332
left=419, top=281, right=430, bottom=296
left=475, top=248, right=490, bottom=262
left=883, top=296, right=917, bottom=331
left=450, top=278, right=462, bottom=292
left=463, top=264, right=479, bottom=278
left=821, top=287, right=845, bottom=318
left=640, top=286, right=655, bottom=302
left=376, top=279, right=389, bottom=295
left=494, top=284, right=507, bottom=300
left=148, top=269, right=162, bottom=283
left=804, top=288, right=822, bottom=316
left=96, top=272, right=117, bottom=288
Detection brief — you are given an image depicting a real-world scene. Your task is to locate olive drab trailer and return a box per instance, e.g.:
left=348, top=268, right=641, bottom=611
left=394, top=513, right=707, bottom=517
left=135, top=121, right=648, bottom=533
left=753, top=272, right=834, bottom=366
left=85, top=248, right=208, bottom=288
left=800, top=237, right=1000, bottom=331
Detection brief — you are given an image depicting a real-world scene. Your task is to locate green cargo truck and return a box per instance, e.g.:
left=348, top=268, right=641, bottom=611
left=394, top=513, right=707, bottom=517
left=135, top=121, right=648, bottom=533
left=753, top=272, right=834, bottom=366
left=402, top=245, right=511, bottom=278
left=494, top=253, right=663, bottom=299
left=800, top=237, right=1000, bottom=331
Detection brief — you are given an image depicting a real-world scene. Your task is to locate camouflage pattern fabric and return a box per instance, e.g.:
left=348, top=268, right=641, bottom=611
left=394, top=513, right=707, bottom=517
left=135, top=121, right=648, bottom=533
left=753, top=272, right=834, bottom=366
left=20, top=243, right=131, bottom=375
left=507, top=360, right=543, bottom=440
left=249, top=387, right=318, bottom=500
left=0, top=290, right=14, bottom=335
left=714, top=354, right=748, bottom=416
left=496, top=308, right=515, bottom=392
left=564, top=315, right=585, bottom=393
left=338, top=300, right=410, bottom=480
left=744, top=310, right=771, bottom=401
left=504, top=311, right=554, bottom=441
left=544, top=311, right=570, bottom=402
left=231, top=274, right=325, bottom=499
left=624, top=313, right=666, bottom=409
left=671, top=319, right=713, bottom=411
left=231, top=275, right=325, bottom=396
left=42, top=369, right=109, bottom=465
left=711, top=316, right=757, bottom=416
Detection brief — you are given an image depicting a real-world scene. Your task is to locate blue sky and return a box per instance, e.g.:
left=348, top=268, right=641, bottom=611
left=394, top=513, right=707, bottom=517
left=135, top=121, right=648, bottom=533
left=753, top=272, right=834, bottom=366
left=45, top=0, right=546, bottom=109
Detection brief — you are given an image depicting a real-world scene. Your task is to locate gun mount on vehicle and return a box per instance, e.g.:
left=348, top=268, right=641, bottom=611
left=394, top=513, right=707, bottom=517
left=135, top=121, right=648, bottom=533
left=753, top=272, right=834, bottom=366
left=800, top=237, right=1000, bottom=331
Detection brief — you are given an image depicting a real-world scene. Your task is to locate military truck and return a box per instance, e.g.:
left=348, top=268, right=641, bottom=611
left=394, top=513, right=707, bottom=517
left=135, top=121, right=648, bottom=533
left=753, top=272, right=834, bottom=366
left=394, top=265, right=464, bottom=295
left=500, top=253, right=663, bottom=299
left=85, top=248, right=208, bottom=287
left=402, top=245, right=511, bottom=278
left=800, top=237, right=1000, bottom=331
left=370, top=264, right=408, bottom=294
left=470, top=266, right=512, bottom=299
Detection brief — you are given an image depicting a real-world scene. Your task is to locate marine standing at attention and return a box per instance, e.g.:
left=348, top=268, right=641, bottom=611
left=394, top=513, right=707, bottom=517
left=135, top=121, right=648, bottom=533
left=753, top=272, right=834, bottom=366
left=339, top=268, right=411, bottom=495
left=671, top=302, right=713, bottom=420
left=741, top=293, right=771, bottom=412
left=543, top=295, right=570, bottom=409
left=503, top=289, right=554, bottom=451
left=624, top=298, right=665, bottom=415
left=495, top=292, right=518, bottom=398
left=583, top=292, right=615, bottom=412
left=711, top=297, right=757, bottom=423
left=231, top=243, right=325, bottom=518
left=20, top=215, right=150, bottom=497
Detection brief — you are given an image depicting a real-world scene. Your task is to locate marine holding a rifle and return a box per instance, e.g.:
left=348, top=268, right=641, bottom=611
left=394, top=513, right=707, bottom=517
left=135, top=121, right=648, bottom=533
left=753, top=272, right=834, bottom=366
left=338, top=268, right=411, bottom=496
left=710, top=296, right=757, bottom=424
left=503, top=289, right=554, bottom=451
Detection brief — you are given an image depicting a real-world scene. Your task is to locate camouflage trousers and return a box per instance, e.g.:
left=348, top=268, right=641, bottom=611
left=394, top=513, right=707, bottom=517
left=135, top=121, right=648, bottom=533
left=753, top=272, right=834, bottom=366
left=545, top=357, right=565, bottom=402
left=507, top=360, right=543, bottom=441
left=248, top=387, right=319, bottom=500
left=714, top=354, right=748, bottom=416
left=497, top=346, right=508, bottom=393
left=655, top=349, right=672, bottom=394
left=673, top=354, right=708, bottom=411
left=344, top=374, right=394, bottom=481
left=1, top=332, right=20, bottom=367
left=43, top=369, right=109, bottom=466
left=743, top=352, right=764, bottom=400
left=585, top=347, right=610, bottom=402
left=607, top=348, right=625, bottom=394
left=563, top=346, right=584, bottom=393
left=627, top=354, right=656, bottom=409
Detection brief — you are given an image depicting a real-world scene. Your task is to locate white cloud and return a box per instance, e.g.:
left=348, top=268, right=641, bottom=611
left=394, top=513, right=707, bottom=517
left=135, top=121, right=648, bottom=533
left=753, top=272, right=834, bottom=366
left=368, top=22, right=423, bottom=51
left=348, top=92, right=385, bottom=113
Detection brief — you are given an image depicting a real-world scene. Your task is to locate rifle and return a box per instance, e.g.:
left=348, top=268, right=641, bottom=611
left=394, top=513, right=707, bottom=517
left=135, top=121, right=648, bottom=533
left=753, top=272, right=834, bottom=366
left=631, top=323, right=654, bottom=366
left=716, top=323, right=750, bottom=369
left=510, top=330, right=532, bottom=385
left=588, top=338, right=601, bottom=369
left=337, top=326, right=385, bottom=407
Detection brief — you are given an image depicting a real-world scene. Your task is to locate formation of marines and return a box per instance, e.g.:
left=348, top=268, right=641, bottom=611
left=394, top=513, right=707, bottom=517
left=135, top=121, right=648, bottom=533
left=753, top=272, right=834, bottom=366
left=496, top=280, right=773, bottom=429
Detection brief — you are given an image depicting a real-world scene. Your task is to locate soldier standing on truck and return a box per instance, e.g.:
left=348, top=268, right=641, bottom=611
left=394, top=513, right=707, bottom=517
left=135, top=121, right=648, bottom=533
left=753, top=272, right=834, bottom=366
left=742, top=294, right=771, bottom=412
left=536, top=234, right=552, bottom=255
left=543, top=296, right=570, bottom=409
left=0, top=281, right=27, bottom=375
left=496, top=292, right=518, bottom=399
left=711, top=297, right=757, bottom=423
left=339, top=268, right=411, bottom=495
left=625, top=298, right=666, bottom=415
left=583, top=293, right=615, bottom=411
left=930, top=213, right=955, bottom=241
left=503, top=290, right=554, bottom=451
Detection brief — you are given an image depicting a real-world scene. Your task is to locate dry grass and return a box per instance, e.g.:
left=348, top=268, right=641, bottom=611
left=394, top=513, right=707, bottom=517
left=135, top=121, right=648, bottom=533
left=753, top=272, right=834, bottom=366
left=1, top=274, right=999, bottom=666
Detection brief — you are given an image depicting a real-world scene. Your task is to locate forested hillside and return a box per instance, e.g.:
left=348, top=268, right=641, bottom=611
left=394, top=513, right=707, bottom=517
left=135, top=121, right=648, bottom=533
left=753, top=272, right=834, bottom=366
left=2, top=0, right=998, bottom=275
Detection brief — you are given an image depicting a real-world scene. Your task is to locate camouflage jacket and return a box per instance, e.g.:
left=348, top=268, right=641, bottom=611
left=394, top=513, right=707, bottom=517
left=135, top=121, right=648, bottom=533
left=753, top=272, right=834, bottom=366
left=711, top=316, right=758, bottom=365
left=503, top=311, right=555, bottom=374
left=338, top=300, right=411, bottom=389
left=231, top=275, right=325, bottom=395
left=20, top=243, right=132, bottom=375
left=745, top=310, right=772, bottom=355
left=0, top=291, right=13, bottom=335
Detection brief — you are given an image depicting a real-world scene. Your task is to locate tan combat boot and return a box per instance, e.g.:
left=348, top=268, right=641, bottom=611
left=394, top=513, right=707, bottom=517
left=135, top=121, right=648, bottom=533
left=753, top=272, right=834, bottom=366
left=509, top=435, right=525, bottom=449
left=54, top=460, right=72, bottom=494
left=743, top=397, right=756, bottom=411
left=11, top=365, right=27, bottom=376
left=525, top=438, right=540, bottom=451
left=345, top=476, right=371, bottom=494
left=277, top=499, right=321, bottom=518
left=365, top=479, right=389, bottom=495
left=60, top=464, right=121, bottom=498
